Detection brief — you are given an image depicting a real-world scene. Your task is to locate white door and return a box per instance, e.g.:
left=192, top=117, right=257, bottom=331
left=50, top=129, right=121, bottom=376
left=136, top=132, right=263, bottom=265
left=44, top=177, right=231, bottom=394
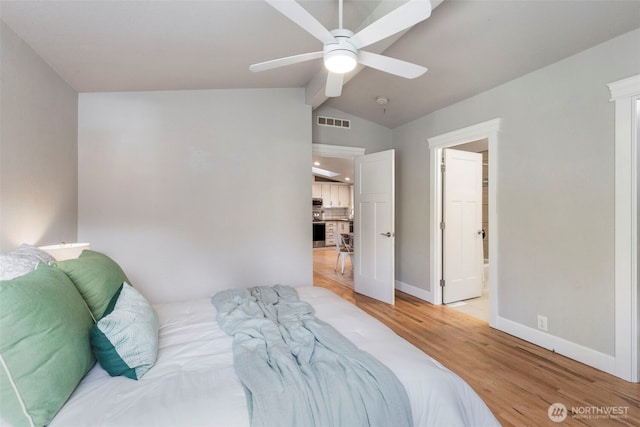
left=443, top=148, right=483, bottom=304
left=354, top=150, right=395, bottom=304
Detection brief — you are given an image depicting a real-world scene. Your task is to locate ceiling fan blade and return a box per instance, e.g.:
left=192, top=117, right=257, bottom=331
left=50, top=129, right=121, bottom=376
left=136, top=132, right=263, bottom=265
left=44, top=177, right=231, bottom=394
left=325, top=72, right=344, bottom=97
left=250, top=51, right=323, bottom=72
left=350, top=0, right=431, bottom=49
left=265, top=0, right=335, bottom=44
left=358, top=51, right=427, bottom=79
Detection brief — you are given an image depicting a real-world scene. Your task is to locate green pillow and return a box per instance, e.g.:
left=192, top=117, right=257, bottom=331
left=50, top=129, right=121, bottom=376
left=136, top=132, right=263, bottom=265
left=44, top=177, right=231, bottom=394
left=53, top=250, right=130, bottom=320
left=0, top=264, right=95, bottom=427
left=91, top=282, right=159, bottom=380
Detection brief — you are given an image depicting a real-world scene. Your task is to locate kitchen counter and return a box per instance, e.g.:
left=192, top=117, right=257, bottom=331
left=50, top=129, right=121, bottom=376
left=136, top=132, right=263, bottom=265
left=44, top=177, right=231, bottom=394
left=312, top=219, right=353, bottom=248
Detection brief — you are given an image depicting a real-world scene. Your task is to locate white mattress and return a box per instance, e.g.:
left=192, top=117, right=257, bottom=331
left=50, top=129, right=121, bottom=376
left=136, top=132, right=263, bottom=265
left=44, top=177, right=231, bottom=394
left=50, top=286, right=499, bottom=427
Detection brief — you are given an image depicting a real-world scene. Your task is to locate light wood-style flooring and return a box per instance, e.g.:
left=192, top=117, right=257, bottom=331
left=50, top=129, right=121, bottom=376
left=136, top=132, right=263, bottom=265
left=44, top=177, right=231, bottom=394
left=313, top=248, right=640, bottom=426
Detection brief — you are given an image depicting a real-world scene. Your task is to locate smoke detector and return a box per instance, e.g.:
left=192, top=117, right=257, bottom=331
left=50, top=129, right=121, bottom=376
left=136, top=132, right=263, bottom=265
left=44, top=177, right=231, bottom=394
left=375, top=96, right=389, bottom=105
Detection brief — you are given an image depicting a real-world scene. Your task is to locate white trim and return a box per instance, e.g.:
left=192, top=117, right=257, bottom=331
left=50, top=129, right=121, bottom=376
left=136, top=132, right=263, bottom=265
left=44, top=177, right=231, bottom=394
left=607, top=74, right=640, bottom=383
left=395, top=279, right=432, bottom=302
left=426, top=118, right=501, bottom=329
left=609, top=75, right=640, bottom=100
left=0, top=353, right=35, bottom=427
left=312, top=143, right=365, bottom=158
left=495, top=316, right=617, bottom=377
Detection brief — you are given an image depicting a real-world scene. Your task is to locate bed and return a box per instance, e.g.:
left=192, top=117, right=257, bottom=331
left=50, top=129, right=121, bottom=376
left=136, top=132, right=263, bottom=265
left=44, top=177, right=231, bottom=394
left=1, top=246, right=499, bottom=427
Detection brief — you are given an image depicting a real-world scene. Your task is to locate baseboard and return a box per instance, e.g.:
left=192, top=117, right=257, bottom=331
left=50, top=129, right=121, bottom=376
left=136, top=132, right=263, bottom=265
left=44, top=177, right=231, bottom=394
left=395, top=280, right=433, bottom=304
left=393, top=282, right=619, bottom=378
left=495, top=316, right=616, bottom=377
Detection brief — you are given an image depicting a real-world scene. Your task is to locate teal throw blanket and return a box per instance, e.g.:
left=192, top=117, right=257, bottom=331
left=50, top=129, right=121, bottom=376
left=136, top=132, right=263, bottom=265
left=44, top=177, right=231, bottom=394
left=212, top=285, right=413, bottom=427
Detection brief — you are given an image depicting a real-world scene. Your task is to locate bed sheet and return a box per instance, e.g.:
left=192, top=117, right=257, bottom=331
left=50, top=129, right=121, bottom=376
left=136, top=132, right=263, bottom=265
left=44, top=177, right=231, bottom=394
left=50, top=286, right=499, bottom=427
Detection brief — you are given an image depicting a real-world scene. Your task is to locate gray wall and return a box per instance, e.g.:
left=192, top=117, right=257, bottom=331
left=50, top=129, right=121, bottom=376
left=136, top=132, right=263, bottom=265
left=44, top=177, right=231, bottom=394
left=392, top=28, right=640, bottom=356
left=0, top=22, right=78, bottom=251
left=78, top=89, right=312, bottom=303
left=313, top=106, right=392, bottom=153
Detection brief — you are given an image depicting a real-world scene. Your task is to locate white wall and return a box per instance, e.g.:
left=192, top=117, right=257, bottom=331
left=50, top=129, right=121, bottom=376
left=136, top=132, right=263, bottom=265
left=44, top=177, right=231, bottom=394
left=78, top=89, right=312, bottom=303
left=392, top=28, right=640, bottom=357
left=0, top=22, right=78, bottom=251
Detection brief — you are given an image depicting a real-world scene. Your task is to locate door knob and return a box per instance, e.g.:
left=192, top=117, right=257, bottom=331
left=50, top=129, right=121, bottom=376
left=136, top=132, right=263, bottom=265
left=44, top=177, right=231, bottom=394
left=380, top=232, right=392, bottom=237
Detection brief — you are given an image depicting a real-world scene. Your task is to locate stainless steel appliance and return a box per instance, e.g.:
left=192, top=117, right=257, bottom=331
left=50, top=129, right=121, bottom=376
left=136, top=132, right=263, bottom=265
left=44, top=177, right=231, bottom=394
left=312, top=198, right=323, bottom=220
left=312, top=222, right=325, bottom=248
left=312, top=198, right=325, bottom=247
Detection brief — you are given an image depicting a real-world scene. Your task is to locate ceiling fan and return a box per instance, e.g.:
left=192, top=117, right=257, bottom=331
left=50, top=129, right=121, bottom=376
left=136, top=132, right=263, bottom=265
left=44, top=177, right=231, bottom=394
left=250, top=0, right=431, bottom=97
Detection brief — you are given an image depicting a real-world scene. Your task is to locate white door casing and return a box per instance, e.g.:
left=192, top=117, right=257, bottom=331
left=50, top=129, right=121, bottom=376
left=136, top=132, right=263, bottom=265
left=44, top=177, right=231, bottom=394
left=442, top=149, right=484, bottom=303
left=427, top=118, right=501, bottom=326
left=354, top=149, right=395, bottom=304
left=608, top=74, right=639, bottom=382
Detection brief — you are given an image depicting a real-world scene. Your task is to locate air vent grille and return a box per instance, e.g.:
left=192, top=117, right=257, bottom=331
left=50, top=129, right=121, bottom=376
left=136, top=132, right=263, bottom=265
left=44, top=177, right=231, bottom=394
left=317, top=116, right=350, bottom=129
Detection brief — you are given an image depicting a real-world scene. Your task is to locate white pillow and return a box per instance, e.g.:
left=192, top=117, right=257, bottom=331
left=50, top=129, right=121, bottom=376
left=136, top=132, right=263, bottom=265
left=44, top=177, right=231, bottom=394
left=0, top=244, right=55, bottom=280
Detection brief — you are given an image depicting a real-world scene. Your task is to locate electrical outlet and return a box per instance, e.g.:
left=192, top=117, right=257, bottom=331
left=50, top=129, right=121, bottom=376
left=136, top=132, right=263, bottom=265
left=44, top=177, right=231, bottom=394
left=537, top=315, right=548, bottom=331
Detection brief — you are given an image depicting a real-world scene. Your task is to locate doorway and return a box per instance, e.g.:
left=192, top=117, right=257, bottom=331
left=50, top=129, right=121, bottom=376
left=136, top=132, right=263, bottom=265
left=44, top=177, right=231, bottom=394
left=441, top=142, right=488, bottom=322
left=311, top=144, right=363, bottom=289
left=427, top=118, right=501, bottom=327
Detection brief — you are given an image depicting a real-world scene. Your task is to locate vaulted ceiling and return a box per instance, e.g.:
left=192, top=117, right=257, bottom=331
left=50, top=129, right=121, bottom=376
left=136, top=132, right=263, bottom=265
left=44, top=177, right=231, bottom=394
left=2, top=0, right=639, bottom=128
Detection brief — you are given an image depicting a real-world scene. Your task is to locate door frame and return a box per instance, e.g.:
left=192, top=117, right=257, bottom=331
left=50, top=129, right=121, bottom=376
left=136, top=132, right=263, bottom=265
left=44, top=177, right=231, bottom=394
left=442, top=148, right=484, bottom=304
left=311, top=143, right=365, bottom=266
left=607, top=74, right=639, bottom=382
left=312, top=143, right=365, bottom=159
left=427, top=118, right=502, bottom=328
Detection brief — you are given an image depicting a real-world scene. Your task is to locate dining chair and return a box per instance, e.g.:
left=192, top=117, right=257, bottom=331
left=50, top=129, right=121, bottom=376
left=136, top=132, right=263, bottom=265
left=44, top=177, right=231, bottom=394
left=333, top=230, right=353, bottom=274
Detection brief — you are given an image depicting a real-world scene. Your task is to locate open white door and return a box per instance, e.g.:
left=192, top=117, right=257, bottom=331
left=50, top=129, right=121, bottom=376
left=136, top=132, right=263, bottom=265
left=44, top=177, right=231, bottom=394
left=443, top=148, right=483, bottom=304
left=354, top=150, right=395, bottom=304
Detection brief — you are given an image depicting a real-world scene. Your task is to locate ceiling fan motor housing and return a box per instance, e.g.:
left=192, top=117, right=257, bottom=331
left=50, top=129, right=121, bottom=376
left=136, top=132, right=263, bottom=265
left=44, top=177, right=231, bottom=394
left=324, top=29, right=358, bottom=74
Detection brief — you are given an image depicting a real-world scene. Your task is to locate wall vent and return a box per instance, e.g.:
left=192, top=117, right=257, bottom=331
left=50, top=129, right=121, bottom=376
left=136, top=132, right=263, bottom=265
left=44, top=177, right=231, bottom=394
left=317, top=116, right=350, bottom=129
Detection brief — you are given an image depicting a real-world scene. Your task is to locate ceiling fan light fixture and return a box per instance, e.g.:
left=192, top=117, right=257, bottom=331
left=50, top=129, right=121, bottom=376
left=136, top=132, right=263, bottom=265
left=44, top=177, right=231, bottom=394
left=324, top=49, right=357, bottom=74
left=253, top=0, right=432, bottom=93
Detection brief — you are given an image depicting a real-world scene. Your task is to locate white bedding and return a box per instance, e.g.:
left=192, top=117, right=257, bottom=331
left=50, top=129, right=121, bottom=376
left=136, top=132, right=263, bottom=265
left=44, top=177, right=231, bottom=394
left=50, top=286, right=499, bottom=427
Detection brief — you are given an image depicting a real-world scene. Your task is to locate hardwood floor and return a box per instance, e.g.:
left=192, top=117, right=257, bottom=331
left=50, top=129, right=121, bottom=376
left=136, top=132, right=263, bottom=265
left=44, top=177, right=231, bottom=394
left=313, top=249, right=640, bottom=426
left=313, top=247, right=354, bottom=289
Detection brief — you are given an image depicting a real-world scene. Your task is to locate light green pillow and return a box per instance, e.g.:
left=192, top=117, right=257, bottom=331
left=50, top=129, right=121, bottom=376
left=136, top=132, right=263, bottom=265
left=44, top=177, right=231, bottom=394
left=0, top=264, right=95, bottom=427
left=53, top=250, right=129, bottom=320
left=91, top=282, right=159, bottom=380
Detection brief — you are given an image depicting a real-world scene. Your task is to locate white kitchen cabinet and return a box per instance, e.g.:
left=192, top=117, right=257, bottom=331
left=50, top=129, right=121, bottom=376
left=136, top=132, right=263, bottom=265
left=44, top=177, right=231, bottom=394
left=321, top=183, right=332, bottom=207
left=330, top=185, right=341, bottom=207
left=349, top=185, right=354, bottom=209
left=313, top=183, right=353, bottom=208
left=337, top=221, right=350, bottom=234
left=312, top=183, right=322, bottom=199
left=325, top=221, right=337, bottom=246
left=338, top=185, right=350, bottom=207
